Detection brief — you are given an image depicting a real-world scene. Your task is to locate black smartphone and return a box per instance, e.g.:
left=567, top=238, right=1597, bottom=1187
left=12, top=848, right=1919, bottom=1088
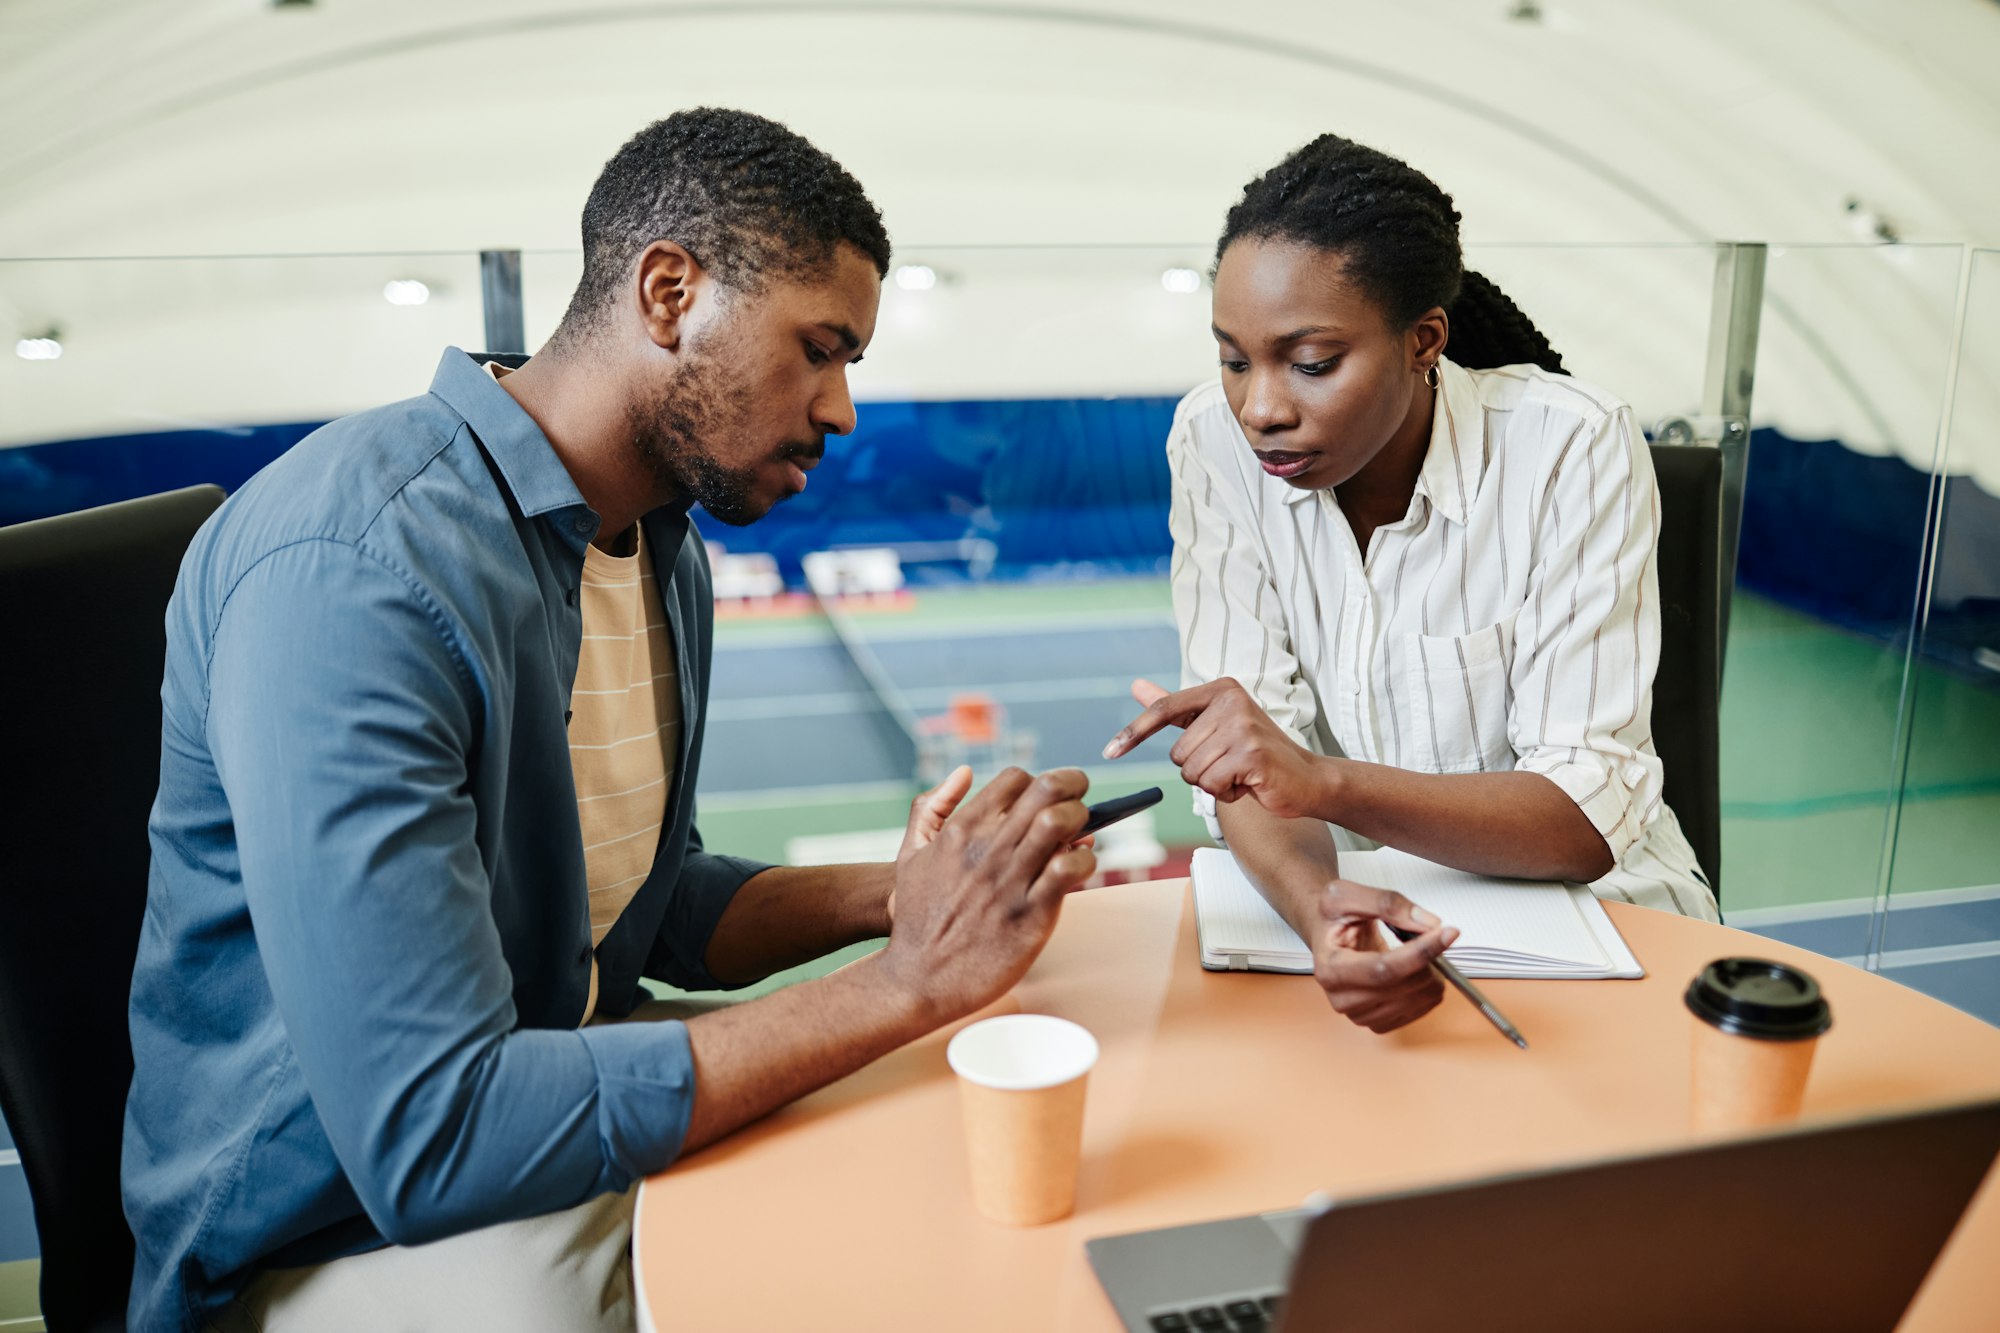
left=1078, top=786, right=1164, bottom=836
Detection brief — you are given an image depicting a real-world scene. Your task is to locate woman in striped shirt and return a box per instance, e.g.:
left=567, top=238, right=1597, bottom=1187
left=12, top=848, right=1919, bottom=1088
left=1104, top=135, right=1717, bottom=1034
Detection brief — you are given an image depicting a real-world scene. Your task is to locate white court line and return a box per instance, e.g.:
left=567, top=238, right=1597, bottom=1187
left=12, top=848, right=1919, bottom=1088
left=1838, top=938, right=2000, bottom=970
left=708, top=675, right=1157, bottom=723
left=1728, top=882, right=2000, bottom=928
left=708, top=693, right=875, bottom=721
left=714, top=607, right=1174, bottom=651
left=699, top=780, right=916, bottom=813
left=835, top=608, right=1174, bottom=643
left=698, top=762, right=1188, bottom=813
left=0, top=1149, right=18, bottom=1167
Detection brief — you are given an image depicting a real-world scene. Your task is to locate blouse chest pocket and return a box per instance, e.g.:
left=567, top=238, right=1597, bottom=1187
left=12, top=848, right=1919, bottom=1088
left=1398, top=611, right=1518, bottom=775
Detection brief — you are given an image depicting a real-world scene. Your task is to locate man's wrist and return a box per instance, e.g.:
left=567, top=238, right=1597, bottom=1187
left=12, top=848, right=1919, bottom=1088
left=840, top=861, right=897, bottom=939
left=848, top=947, right=947, bottom=1034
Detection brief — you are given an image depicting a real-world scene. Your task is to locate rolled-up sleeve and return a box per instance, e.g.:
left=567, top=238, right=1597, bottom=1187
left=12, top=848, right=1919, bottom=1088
left=1507, top=407, right=1666, bottom=865
left=644, top=830, right=772, bottom=993
left=209, top=538, right=696, bottom=1246
left=1166, top=403, right=1318, bottom=837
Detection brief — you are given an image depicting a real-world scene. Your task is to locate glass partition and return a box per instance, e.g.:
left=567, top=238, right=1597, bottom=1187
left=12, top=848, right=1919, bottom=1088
left=1720, top=243, right=1966, bottom=935
left=1874, top=247, right=2000, bottom=1016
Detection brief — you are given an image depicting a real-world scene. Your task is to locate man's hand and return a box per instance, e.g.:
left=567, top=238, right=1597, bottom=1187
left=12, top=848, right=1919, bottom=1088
left=678, top=767, right=1093, bottom=1156
left=887, top=765, right=975, bottom=925
left=1103, top=678, right=1329, bottom=820
left=880, top=767, right=1096, bottom=1022
left=900, top=764, right=974, bottom=862
left=1311, top=882, right=1458, bottom=1033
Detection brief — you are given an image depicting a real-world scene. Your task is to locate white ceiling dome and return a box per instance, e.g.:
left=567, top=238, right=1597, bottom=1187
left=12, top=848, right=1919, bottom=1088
left=1, top=0, right=1996, bottom=482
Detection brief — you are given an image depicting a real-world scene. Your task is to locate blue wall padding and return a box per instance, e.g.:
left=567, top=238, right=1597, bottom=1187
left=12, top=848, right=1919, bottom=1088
left=682, top=395, right=1179, bottom=582
left=1736, top=429, right=2000, bottom=680
left=0, top=421, right=321, bottom=526
left=1735, top=428, right=1932, bottom=634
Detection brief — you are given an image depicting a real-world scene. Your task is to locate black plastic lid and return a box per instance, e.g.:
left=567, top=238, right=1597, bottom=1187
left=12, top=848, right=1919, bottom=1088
left=1684, top=957, right=1832, bottom=1041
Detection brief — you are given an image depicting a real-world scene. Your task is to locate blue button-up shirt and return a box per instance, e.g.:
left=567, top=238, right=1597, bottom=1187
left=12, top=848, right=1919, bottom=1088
left=123, top=348, right=769, bottom=1332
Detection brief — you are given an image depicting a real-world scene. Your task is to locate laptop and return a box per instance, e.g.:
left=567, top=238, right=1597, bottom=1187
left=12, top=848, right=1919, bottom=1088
left=1087, top=1096, right=2000, bottom=1333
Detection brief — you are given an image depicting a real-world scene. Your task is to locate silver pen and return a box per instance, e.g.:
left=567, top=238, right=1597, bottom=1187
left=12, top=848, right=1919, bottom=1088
left=1386, top=923, right=1530, bottom=1049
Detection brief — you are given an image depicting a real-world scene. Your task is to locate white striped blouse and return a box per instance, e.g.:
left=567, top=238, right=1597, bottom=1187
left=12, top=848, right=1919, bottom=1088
left=1167, top=356, right=1718, bottom=919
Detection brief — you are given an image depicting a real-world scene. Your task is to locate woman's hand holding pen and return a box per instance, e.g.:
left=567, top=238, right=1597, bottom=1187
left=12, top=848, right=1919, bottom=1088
left=1103, top=678, right=1329, bottom=819
left=1313, top=883, right=1458, bottom=1032
left=1106, top=677, right=1459, bottom=1034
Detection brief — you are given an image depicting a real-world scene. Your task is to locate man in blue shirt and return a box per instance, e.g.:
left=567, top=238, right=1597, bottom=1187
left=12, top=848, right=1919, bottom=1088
left=125, top=108, right=1097, bottom=1333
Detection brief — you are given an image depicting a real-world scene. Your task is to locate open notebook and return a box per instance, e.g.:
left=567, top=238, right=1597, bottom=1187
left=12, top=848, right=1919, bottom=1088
left=1191, top=846, right=1643, bottom=979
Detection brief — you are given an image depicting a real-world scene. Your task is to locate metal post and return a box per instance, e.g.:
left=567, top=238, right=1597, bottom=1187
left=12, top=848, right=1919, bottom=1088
left=479, top=249, right=526, bottom=356
left=1701, top=242, right=1766, bottom=669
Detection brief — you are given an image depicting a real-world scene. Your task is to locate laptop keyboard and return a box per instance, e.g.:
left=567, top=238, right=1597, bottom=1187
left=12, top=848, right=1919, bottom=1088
left=1148, top=1294, right=1282, bottom=1330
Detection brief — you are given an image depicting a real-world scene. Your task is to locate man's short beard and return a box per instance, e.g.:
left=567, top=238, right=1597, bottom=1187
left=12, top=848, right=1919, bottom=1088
left=627, top=324, right=770, bottom=527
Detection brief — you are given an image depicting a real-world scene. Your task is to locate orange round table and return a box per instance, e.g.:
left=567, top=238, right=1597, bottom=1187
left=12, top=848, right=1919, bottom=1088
left=635, top=880, right=2000, bottom=1331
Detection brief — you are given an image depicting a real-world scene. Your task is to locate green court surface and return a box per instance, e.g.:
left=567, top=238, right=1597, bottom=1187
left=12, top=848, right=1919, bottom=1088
left=0, top=1261, right=40, bottom=1331
left=1718, top=594, right=2000, bottom=909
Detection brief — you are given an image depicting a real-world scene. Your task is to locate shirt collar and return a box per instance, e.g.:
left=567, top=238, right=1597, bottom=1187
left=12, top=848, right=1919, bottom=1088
left=1273, top=357, right=1482, bottom=523
left=1416, top=356, right=1483, bottom=527
left=427, top=346, right=592, bottom=521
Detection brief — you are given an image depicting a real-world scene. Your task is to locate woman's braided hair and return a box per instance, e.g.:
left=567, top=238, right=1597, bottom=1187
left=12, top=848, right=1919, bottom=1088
left=1216, top=135, right=1565, bottom=374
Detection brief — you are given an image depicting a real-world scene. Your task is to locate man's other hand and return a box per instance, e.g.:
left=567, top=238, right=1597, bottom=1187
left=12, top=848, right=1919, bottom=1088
left=886, top=764, right=974, bottom=925
left=881, top=767, right=1095, bottom=1021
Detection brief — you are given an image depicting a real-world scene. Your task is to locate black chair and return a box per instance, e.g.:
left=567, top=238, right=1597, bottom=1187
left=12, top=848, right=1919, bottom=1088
left=0, top=485, right=224, bottom=1333
left=1647, top=444, right=1724, bottom=905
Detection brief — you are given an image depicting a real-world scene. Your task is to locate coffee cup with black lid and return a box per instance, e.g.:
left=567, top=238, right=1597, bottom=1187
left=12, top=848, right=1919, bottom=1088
left=1685, top=957, right=1833, bottom=1133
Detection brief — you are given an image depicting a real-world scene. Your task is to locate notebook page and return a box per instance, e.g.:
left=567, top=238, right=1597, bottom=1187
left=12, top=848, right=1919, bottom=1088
left=1337, top=848, right=1606, bottom=970
left=1567, top=884, right=1645, bottom=978
left=1190, top=848, right=1310, bottom=966
left=1192, top=847, right=1642, bottom=978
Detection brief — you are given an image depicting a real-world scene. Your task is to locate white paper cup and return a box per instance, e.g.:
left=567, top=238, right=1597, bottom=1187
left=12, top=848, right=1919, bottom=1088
left=946, top=1014, right=1099, bottom=1225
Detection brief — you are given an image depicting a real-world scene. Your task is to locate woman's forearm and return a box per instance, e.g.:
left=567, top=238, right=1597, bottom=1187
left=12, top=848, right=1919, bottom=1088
left=1310, top=759, right=1614, bottom=882
left=1214, top=796, right=1344, bottom=944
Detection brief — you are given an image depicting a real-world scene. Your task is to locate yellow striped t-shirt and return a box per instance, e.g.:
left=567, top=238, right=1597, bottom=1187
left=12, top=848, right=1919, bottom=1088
left=569, top=527, right=680, bottom=1020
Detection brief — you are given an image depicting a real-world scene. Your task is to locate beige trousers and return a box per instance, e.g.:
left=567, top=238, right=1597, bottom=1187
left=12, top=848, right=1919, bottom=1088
left=209, top=1183, right=638, bottom=1333
left=206, top=999, right=720, bottom=1333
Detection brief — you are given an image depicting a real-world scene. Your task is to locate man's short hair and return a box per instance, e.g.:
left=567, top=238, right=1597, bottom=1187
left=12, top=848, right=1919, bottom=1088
left=560, top=107, right=891, bottom=334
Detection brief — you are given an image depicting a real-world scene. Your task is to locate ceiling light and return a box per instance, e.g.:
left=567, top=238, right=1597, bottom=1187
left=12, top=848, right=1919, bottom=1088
left=1160, top=267, right=1202, bottom=295
left=894, top=264, right=937, bottom=292
left=383, top=279, right=431, bottom=306
left=15, top=335, right=61, bottom=361
left=1842, top=197, right=1900, bottom=244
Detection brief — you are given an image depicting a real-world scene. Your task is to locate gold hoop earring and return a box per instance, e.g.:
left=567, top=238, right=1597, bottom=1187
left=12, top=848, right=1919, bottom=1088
left=1423, top=363, right=1441, bottom=389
